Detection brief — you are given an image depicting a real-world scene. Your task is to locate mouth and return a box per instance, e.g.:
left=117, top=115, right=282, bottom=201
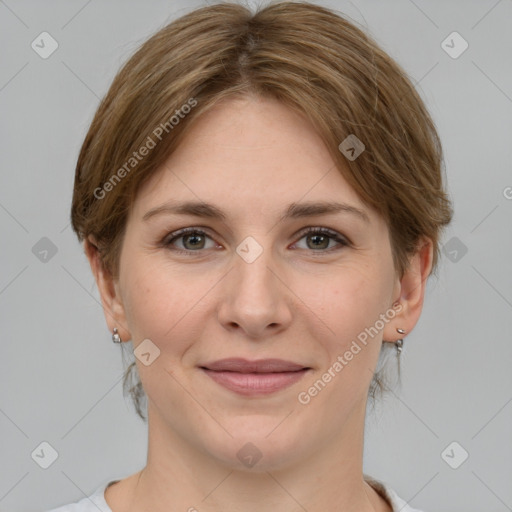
left=199, top=358, right=311, bottom=396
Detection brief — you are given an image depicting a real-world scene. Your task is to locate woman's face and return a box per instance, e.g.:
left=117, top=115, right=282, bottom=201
left=111, top=95, right=403, bottom=469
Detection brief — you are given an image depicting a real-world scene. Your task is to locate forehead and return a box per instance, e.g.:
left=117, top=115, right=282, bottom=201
left=132, top=96, right=369, bottom=219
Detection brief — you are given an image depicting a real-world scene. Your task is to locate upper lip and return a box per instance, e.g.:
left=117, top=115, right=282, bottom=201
left=201, top=358, right=309, bottom=373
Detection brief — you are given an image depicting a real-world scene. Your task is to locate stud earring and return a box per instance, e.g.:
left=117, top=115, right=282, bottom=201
left=112, top=327, right=122, bottom=343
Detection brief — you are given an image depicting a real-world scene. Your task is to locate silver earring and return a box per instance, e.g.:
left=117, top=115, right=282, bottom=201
left=395, top=328, right=405, bottom=353
left=112, top=327, right=122, bottom=343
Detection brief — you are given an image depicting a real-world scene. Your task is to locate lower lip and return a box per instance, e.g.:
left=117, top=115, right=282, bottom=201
left=201, top=368, right=310, bottom=396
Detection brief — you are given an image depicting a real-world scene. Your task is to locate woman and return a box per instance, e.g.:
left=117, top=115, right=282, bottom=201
left=49, top=2, right=452, bottom=511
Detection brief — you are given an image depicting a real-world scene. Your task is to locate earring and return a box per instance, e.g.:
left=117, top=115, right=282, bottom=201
left=395, top=328, right=405, bottom=354
left=112, top=327, right=122, bottom=343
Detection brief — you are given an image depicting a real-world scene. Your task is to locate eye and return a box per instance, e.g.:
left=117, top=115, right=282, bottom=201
left=292, top=227, right=349, bottom=252
left=163, top=227, right=218, bottom=253
left=162, top=226, right=350, bottom=255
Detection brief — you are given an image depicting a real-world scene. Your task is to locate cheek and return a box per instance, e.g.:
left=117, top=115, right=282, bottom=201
left=120, top=257, right=215, bottom=353
left=298, top=261, right=393, bottom=365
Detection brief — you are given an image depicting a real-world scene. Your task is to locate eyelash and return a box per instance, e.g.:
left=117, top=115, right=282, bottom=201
left=162, top=226, right=350, bottom=256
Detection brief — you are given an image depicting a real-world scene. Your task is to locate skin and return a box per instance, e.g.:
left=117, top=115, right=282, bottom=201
left=86, top=95, right=433, bottom=512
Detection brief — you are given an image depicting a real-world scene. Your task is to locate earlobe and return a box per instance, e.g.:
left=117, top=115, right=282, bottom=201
left=383, top=238, right=433, bottom=343
left=84, top=236, right=131, bottom=342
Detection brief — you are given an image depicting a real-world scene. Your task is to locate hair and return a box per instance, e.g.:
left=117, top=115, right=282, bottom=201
left=70, top=1, right=453, bottom=421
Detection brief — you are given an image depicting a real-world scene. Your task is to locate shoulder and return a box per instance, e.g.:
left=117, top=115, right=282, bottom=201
left=365, top=474, right=426, bottom=512
left=47, top=475, right=425, bottom=512
left=44, top=479, right=118, bottom=512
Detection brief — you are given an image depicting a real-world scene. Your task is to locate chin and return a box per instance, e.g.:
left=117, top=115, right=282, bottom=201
left=204, top=421, right=308, bottom=472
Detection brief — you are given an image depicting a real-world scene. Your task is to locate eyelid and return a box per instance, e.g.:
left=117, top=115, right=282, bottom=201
left=162, top=226, right=221, bottom=249
left=289, top=227, right=350, bottom=254
left=293, top=226, right=351, bottom=246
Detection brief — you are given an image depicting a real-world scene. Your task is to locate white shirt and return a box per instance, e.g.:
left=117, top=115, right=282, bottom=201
left=46, top=475, right=424, bottom=511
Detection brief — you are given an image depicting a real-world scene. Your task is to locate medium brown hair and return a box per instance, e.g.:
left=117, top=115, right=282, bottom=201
left=71, top=1, right=453, bottom=420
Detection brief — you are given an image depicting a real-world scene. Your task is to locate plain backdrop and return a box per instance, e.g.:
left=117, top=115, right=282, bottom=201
left=1, top=1, right=511, bottom=511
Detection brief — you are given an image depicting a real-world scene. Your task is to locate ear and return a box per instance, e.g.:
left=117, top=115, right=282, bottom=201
left=383, top=237, right=434, bottom=343
left=84, top=236, right=131, bottom=342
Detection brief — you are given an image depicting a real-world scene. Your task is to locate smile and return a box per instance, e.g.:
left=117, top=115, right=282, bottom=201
left=200, top=358, right=311, bottom=396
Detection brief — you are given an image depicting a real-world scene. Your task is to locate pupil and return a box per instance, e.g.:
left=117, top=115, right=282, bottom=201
left=309, top=234, right=328, bottom=249
left=185, top=234, right=203, bottom=249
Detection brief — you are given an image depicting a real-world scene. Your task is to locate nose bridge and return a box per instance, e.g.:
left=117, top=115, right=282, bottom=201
left=233, top=237, right=278, bottom=308
left=217, top=235, right=292, bottom=336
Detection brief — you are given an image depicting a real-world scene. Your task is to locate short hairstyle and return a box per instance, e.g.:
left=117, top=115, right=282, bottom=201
left=70, top=1, right=453, bottom=420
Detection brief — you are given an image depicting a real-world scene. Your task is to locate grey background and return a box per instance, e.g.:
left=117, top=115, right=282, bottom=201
left=1, top=0, right=511, bottom=511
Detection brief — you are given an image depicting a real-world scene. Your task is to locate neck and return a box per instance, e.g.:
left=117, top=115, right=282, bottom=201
left=108, top=400, right=391, bottom=512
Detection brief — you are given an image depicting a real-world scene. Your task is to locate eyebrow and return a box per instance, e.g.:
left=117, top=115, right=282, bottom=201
left=142, top=200, right=370, bottom=224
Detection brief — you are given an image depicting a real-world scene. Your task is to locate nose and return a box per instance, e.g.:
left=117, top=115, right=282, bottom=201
left=217, top=243, right=293, bottom=339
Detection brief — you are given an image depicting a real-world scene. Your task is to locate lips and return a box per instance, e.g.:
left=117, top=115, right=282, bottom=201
left=200, top=358, right=308, bottom=373
left=200, top=358, right=311, bottom=396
